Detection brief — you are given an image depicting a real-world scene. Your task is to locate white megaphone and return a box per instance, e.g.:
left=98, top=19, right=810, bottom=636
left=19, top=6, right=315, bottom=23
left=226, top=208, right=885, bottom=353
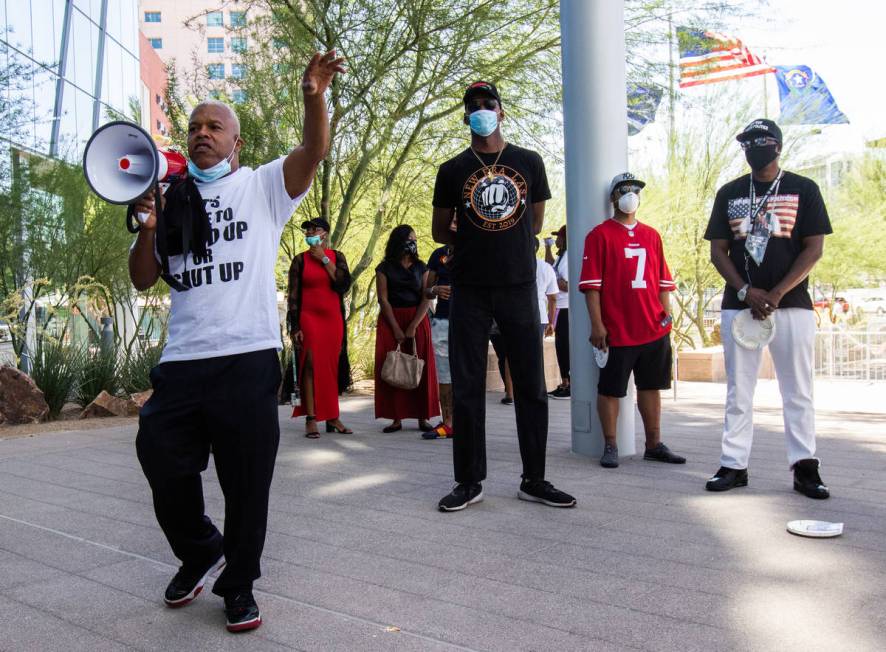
left=82, top=120, right=187, bottom=232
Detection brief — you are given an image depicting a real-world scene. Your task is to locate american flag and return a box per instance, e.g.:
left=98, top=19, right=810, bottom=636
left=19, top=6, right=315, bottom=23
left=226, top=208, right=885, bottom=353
left=727, top=194, right=799, bottom=239
left=678, top=29, right=775, bottom=88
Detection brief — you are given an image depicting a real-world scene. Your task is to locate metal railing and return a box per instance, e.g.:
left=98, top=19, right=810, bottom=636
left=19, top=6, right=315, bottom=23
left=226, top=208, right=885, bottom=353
left=814, top=330, right=886, bottom=380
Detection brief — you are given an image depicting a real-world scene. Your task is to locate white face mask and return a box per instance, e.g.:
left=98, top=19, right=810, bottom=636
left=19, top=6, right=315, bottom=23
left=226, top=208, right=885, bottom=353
left=617, top=192, right=640, bottom=214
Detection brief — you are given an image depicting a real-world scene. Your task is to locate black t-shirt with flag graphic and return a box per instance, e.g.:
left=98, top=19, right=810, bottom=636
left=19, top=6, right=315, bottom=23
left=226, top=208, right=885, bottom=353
left=432, top=144, right=551, bottom=286
left=704, top=170, right=832, bottom=310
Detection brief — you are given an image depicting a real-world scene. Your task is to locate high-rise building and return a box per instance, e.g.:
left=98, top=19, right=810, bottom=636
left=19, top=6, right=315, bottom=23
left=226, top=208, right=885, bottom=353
left=138, top=30, right=171, bottom=137
left=138, top=1, right=260, bottom=102
left=1, top=0, right=143, bottom=161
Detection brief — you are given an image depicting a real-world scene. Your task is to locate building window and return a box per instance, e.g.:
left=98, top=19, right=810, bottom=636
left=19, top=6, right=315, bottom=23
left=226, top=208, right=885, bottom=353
left=149, top=38, right=162, bottom=49
left=206, top=11, right=223, bottom=27
left=230, top=64, right=246, bottom=80
left=231, top=37, right=247, bottom=53
left=207, top=37, right=224, bottom=53
left=232, top=89, right=247, bottom=103
left=144, top=11, right=161, bottom=23
left=230, top=11, right=247, bottom=27
left=207, top=64, right=225, bottom=80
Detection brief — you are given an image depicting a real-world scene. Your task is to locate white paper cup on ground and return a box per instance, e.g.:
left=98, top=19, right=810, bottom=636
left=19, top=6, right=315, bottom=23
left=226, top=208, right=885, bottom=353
left=786, top=520, right=843, bottom=538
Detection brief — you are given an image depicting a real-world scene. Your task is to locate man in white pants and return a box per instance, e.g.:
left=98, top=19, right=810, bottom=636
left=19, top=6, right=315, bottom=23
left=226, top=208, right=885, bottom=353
left=704, top=119, right=832, bottom=499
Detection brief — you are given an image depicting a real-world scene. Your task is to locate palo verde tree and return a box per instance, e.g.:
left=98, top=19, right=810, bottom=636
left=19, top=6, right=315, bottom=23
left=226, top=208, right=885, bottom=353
left=227, top=0, right=563, bottom=328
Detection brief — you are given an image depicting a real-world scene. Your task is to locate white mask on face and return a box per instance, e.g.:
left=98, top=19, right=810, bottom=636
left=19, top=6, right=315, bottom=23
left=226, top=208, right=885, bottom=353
left=617, top=192, right=640, bottom=214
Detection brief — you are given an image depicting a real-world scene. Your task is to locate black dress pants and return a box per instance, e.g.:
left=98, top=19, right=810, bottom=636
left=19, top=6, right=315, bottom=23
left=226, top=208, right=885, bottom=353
left=449, top=282, right=548, bottom=484
left=136, top=348, right=281, bottom=596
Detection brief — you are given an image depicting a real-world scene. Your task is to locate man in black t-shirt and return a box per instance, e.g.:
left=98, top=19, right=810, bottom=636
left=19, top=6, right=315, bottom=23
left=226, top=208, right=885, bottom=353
left=704, top=119, right=832, bottom=500
left=431, top=81, right=575, bottom=511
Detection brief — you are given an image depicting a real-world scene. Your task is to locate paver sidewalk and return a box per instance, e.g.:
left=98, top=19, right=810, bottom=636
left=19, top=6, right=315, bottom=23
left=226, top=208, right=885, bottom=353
left=0, top=382, right=884, bottom=651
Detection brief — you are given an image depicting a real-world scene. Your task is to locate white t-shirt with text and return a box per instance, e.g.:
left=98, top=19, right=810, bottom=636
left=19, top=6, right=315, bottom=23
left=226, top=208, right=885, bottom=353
left=535, top=259, right=558, bottom=325
left=157, top=157, right=307, bottom=363
left=553, top=250, right=569, bottom=310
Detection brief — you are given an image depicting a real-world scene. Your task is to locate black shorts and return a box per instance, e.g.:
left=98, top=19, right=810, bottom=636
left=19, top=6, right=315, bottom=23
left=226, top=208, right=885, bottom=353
left=598, top=334, right=672, bottom=398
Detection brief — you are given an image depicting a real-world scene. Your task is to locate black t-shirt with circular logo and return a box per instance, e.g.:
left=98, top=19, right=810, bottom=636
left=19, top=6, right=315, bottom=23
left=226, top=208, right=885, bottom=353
left=432, top=144, right=551, bottom=286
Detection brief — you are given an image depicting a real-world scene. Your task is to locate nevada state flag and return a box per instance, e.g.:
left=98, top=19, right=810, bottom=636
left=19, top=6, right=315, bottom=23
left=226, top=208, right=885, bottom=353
left=774, top=65, right=849, bottom=125
left=627, top=84, right=663, bottom=136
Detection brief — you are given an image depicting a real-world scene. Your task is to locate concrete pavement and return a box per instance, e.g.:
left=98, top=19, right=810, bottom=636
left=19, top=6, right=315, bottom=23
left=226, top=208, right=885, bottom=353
left=0, top=382, right=884, bottom=651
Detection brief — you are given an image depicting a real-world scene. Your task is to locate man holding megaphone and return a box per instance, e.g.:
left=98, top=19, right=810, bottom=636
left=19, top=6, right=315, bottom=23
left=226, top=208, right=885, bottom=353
left=128, top=51, right=344, bottom=633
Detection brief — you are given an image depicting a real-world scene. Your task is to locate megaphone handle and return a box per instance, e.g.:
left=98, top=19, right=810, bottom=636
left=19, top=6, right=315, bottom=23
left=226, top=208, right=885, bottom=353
left=126, top=204, right=141, bottom=234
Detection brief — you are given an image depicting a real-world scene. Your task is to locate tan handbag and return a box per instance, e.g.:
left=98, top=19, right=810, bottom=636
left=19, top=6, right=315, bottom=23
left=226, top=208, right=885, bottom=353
left=381, top=339, right=424, bottom=390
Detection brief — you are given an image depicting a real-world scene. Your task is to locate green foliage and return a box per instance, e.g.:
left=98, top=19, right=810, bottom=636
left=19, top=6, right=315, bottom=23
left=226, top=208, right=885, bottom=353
left=31, top=338, right=82, bottom=419
left=221, top=0, right=564, bottom=358
left=74, top=347, right=119, bottom=407
left=119, top=343, right=164, bottom=395
left=813, top=155, right=886, bottom=293
left=639, top=87, right=757, bottom=348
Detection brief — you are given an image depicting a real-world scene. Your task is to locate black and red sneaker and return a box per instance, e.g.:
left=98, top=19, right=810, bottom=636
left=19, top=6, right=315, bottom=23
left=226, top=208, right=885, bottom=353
left=163, top=554, right=225, bottom=608
left=224, top=591, right=262, bottom=633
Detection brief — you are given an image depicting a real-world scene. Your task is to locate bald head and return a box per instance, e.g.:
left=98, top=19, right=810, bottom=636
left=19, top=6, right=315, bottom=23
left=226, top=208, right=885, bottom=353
left=190, top=99, right=240, bottom=134
left=187, top=100, right=242, bottom=172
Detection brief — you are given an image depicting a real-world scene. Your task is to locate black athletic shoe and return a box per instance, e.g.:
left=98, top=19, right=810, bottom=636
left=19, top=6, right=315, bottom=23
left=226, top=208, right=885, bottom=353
left=600, top=444, right=619, bottom=468
left=793, top=459, right=830, bottom=499
left=548, top=386, right=571, bottom=400
left=501, top=396, right=514, bottom=405
left=518, top=479, right=576, bottom=507
left=438, top=483, right=483, bottom=512
left=164, top=554, right=225, bottom=608
left=224, top=591, right=262, bottom=633
left=705, top=466, right=748, bottom=492
left=644, top=443, right=686, bottom=464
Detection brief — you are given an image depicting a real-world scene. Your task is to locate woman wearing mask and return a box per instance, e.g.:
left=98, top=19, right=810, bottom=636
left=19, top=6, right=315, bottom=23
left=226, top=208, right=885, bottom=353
left=287, top=217, right=353, bottom=438
left=374, top=225, right=440, bottom=432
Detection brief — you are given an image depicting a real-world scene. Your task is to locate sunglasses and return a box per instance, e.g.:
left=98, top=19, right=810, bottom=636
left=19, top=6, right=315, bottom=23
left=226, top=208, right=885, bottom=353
left=740, top=136, right=779, bottom=150
left=467, top=99, right=500, bottom=112
left=615, top=185, right=641, bottom=195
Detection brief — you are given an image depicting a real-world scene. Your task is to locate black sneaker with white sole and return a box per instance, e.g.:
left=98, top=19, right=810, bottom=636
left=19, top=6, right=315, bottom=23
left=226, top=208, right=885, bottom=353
left=518, top=479, right=576, bottom=507
left=548, top=386, right=571, bottom=400
left=438, top=483, right=483, bottom=512
left=164, top=553, right=225, bottom=608
left=224, top=591, right=262, bottom=633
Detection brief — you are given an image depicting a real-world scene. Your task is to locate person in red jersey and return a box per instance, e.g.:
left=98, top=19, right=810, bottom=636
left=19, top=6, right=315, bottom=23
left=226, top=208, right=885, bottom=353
left=579, top=173, right=686, bottom=469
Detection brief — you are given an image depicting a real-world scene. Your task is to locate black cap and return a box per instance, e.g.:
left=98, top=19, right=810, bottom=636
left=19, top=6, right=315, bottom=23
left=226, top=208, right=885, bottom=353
left=463, top=81, right=501, bottom=106
left=300, top=217, right=331, bottom=231
left=736, top=119, right=782, bottom=144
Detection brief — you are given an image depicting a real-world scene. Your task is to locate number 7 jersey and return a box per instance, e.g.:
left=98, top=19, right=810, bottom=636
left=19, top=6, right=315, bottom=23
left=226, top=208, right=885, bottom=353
left=578, top=218, right=676, bottom=347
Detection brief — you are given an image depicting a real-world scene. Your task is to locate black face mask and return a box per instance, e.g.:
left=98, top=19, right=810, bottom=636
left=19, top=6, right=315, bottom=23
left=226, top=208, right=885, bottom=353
left=404, top=240, right=418, bottom=256
left=745, top=144, right=779, bottom=171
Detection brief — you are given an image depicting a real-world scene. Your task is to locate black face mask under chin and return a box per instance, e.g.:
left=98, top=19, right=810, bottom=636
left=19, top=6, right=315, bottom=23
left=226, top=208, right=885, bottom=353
left=745, top=144, right=779, bottom=171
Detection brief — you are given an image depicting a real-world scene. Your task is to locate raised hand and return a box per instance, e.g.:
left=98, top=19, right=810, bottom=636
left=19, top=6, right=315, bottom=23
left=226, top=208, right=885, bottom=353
left=301, top=49, right=346, bottom=96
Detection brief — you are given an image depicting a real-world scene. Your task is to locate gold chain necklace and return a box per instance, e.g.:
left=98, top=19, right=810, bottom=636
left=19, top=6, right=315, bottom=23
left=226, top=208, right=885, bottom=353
left=470, top=142, right=507, bottom=180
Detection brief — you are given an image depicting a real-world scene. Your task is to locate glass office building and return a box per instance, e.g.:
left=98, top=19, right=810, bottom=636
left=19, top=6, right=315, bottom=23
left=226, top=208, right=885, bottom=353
left=1, top=0, right=141, bottom=161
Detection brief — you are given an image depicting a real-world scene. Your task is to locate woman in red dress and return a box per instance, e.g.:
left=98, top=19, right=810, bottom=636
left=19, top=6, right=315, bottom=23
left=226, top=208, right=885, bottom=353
left=374, top=225, right=440, bottom=432
left=287, top=218, right=353, bottom=438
